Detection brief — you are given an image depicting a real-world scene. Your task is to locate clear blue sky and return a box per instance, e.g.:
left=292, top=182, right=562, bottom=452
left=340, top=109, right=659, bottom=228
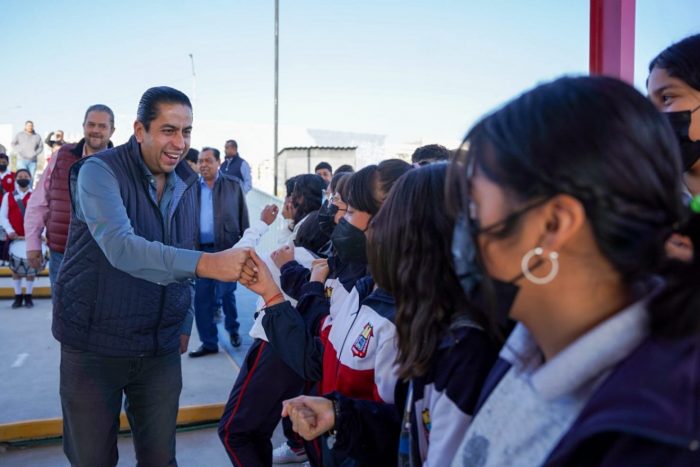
left=0, top=0, right=698, bottom=149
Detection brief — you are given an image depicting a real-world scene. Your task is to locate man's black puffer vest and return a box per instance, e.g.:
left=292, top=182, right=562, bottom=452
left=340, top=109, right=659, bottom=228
left=52, top=136, right=198, bottom=357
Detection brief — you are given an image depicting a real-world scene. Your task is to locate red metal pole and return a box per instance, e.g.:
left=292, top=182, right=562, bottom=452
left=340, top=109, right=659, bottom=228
left=589, top=0, right=636, bottom=83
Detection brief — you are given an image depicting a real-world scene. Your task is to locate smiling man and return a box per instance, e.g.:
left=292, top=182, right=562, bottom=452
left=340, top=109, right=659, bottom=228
left=52, top=86, right=252, bottom=467
left=25, top=104, right=116, bottom=286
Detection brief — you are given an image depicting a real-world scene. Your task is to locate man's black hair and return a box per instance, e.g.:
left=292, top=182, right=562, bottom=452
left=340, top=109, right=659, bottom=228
left=185, top=148, right=199, bottom=164
left=136, top=86, right=191, bottom=131
left=314, top=161, right=332, bottom=173
left=201, top=147, right=221, bottom=161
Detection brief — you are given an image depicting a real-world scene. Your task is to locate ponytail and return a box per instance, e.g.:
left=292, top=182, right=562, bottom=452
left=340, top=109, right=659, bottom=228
left=649, top=195, right=700, bottom=337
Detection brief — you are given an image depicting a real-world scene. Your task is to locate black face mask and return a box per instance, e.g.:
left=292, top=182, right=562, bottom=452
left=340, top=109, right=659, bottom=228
left=331, top=217, right=368, bottom=265
left=0, top=164, right=7, bottom=172
left=451, top=191, right=551, bottom=328
left=665, top=105, right=700, bottom=171
left=318, top=200, right=339, bottom=237
left=452, top=213, right=521, bottom=330
left=16, top=179, right=31, bottom=188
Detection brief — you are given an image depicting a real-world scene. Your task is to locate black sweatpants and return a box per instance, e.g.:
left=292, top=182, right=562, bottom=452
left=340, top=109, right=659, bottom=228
left=218, top=339, right=305, bottom=466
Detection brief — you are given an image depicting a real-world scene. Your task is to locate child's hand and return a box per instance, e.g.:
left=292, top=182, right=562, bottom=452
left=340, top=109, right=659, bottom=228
left=282, top=396, right=335, bottom=441
left=240, top=250, right=282, bottom=302
left=310, top=259, right=329, bottom=283
left=260, top=204, right=279, bottom=225
left=271, top=245, right=294, bottom=269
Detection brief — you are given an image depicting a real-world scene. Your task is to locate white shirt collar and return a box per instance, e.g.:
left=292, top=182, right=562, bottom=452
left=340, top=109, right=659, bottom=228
left=500, top=278, right=663, bottom=400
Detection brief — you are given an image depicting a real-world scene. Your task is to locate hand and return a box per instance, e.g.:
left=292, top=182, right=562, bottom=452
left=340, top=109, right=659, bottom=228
left=27, top=250, right=43, bottom=269
left=239, top=249, right=282, bottom=301
left=260, top=204, right=279, bottom=225
left=180, top=334, right=190, bottom=354
left=310, top=259, right=329, bottom=283
left=7, top=231, right=16, bottom=240
left=282, top=396, right=336, bottom=441
left=282, top=196, right=295, bottom=220
left=196, top=247, right=251, bottom=282
left=666, top=233, right=694, bottom=263
left=271, top=245, right=294, bottom=269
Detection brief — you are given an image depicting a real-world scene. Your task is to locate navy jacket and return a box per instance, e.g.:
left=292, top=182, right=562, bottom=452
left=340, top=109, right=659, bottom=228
left=53, top=138, right=198, bottom=357
left=196, top=173, right=249, bottom=251
left=478, top=334, right=700, bottom=466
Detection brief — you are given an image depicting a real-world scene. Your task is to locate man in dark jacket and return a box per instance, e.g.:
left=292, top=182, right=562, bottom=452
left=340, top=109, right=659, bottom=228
left=190, top=147, right=249, bottom=356
left=52, top=86, right=252, bottom=467
left=221, top=139, right=252, bottom=193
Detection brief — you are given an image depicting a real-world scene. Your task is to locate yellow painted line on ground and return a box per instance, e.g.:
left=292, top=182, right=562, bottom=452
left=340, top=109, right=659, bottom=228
left=0, top=266, right=49, bottom=277
left=0, top=286, right=51, bottom=298
left=0, top=403, right=225, bottom=443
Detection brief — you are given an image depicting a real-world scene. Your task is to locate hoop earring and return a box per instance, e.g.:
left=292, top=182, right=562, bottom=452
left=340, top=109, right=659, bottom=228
left=521, top=247, right=559, bottom=285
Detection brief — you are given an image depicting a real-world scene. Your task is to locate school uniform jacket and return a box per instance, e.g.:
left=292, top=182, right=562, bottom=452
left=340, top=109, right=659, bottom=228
left=263, top=276, right=399, bottom=403
left=262, top=258, right=368, bottom=382
left=320, top=321, right=499, bottom=466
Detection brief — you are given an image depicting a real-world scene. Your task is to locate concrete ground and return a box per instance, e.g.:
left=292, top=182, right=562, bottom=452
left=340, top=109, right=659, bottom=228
left=0, top=424, right=298, bottom=466
left=0, top=288, right=306, bottom=466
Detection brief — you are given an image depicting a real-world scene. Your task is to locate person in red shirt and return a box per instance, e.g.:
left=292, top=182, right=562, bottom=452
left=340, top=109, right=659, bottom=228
left=0, top=169, right=41, bottom=308
left=0, top=153, right=15, bottom=265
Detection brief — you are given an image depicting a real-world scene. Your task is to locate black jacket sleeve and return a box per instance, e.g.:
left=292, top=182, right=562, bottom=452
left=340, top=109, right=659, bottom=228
left=261, top=286, right=328, bottom=382
left=324, top=384, right=406, bottom=466
left=279, top=260, right=311, bottom=301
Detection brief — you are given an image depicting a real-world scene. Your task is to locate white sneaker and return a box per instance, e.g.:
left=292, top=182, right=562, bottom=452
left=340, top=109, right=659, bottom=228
left=272, top=443, right=308, bottom=464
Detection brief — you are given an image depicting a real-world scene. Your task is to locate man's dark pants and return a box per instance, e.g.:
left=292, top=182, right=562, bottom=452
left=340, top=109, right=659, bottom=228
left=60, top=344, right=182, bottom=467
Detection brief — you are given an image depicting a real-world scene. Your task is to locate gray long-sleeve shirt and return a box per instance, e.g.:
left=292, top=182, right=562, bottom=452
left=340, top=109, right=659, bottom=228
left=11, top=131, right=43, bottom=161
left=73, top=157, right=202, bottom=335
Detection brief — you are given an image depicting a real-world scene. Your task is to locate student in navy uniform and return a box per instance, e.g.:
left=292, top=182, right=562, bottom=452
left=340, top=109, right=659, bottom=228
left=647, top=33, right=700, bottom=197
left=240, top=160, right=413, bottom=466
left=276, top=171, right=352, bottom=301
left=446, top=76, right=700, bottom=466
left=216, top=175, right=326, bottom=466
left=647, top=34, right=700, bottom=263
left=280, top=164, right=501, bottom=466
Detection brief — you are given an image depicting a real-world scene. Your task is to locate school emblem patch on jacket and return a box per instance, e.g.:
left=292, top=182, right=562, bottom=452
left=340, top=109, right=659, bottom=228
left=351, top=322, right=374, bottom=358
left=422, top=408, right=432, bottom=437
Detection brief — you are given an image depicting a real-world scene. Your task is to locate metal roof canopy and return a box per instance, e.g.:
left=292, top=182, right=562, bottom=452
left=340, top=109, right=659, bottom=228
left=275, top=146, right=358, bottom=195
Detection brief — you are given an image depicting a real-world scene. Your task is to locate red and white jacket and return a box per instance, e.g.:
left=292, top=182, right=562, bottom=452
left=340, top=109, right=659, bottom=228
left=319, top=278, right=398, bottom=403
left=262, top=276, right=400, bottom=404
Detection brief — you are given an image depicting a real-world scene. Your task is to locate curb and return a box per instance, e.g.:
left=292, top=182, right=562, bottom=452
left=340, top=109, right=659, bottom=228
left=0, top=403, right=225, bottom=443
